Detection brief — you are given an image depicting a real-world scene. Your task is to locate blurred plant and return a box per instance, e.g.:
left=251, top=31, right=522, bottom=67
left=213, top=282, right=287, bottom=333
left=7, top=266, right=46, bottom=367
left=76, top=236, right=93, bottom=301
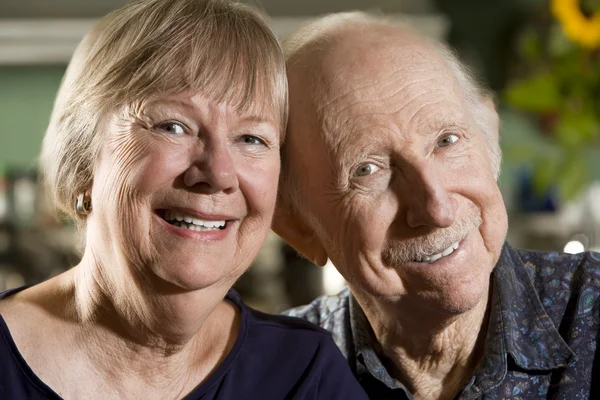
left=503, top=0, right=600, bottom=202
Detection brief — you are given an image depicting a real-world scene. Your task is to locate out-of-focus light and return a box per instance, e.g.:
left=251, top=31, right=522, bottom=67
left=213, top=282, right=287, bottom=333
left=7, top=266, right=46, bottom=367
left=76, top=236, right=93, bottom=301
left=323, top=259, right=346, bottom=295
left=564, top=240, right=585, bottom=254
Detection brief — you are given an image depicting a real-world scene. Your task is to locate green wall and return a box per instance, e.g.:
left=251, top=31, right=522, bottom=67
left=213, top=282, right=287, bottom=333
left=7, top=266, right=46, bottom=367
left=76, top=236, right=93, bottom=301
left=0, top=66, right=66, bottom=169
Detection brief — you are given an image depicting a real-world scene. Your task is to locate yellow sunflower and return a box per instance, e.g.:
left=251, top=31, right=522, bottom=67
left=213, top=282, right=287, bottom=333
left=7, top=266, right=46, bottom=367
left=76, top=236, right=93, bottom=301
left=551, top=0, right=600, bottom=48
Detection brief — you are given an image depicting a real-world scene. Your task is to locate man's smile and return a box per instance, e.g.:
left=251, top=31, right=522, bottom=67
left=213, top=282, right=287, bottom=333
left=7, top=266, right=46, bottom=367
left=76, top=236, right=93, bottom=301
left=415, top=241, right=460, bottom=263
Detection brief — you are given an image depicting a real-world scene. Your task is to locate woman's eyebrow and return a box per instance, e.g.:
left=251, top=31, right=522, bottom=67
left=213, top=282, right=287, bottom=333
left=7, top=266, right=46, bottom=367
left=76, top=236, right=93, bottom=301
left=141, top=98, right=196, bottom=113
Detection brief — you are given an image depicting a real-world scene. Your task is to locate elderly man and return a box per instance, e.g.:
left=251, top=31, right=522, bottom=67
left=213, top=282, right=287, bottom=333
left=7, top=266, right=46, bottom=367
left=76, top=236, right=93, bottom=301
left=275, top=12, right=600, bottom=400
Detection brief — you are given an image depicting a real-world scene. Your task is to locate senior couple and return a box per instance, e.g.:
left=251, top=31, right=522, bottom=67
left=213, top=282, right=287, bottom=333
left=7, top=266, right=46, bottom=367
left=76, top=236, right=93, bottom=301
left=0, top=0, right=598, bottom=399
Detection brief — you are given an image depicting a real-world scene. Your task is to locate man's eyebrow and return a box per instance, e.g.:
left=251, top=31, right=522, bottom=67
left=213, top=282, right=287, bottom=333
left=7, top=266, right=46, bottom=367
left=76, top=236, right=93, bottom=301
left=426, top=117, right=470, bottom=135
left=334, top=134, right=389, bottom=170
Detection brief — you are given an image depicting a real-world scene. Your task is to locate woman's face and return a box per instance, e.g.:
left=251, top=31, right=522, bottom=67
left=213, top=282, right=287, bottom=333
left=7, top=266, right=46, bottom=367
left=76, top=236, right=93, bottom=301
left=88, top=92, right=281, bottom=291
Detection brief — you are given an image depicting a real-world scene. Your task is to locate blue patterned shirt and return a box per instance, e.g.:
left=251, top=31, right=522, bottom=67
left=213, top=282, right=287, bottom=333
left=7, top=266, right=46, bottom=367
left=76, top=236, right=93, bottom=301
left=284, top=244, right=600, bottom=399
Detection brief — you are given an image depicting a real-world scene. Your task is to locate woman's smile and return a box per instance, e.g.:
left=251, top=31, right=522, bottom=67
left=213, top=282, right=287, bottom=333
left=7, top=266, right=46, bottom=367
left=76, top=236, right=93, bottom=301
left=154, top=208, right=238, bottom=241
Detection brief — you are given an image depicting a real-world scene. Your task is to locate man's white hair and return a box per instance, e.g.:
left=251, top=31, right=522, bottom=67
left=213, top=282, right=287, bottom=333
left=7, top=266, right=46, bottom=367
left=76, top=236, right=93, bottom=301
left=280, top=11, right=501, bottom=212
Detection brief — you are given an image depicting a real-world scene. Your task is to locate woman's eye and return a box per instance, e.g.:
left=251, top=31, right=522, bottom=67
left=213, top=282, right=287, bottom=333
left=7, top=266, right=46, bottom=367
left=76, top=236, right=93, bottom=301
left=155, top=121, right=185, bottom=135
left=353, top=163, right=381, bottom=177
left=437, top=134, right=459, bottom=148
left=239, top=135, right=266, bottom=146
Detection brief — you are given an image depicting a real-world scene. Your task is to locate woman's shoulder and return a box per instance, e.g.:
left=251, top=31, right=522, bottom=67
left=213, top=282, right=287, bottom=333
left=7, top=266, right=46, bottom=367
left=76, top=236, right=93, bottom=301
left=0, top=287, right=26, bottom=337
left=0, top=285, right=29, bottom=299
left=0, top=282, right=78, bottom=385
left=0, top=285, right=32, bottom=326
left=0, top=285, right=30, bottom=306
left=218, top=290, right=368, bottom=399
left=0, top=286, right=63, bottom=399
left=227, top=289, right=343, bottom=361
left=228, top=289, right=333, bottom=340
left=0, top=284, right=59, bottom=333
left=250, top=306, right=333, bottom=334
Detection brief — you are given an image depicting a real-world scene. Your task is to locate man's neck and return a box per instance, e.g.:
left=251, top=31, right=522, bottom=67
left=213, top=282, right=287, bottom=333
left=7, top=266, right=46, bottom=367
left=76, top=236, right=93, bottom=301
left=353, top=284, right=491, bottom=400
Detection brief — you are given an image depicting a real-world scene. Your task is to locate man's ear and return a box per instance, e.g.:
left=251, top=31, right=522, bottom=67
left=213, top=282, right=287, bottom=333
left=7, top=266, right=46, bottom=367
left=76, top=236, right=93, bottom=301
left=272, top=196, right=328, bottom=267
left=482, top=93, right=499, bottom=141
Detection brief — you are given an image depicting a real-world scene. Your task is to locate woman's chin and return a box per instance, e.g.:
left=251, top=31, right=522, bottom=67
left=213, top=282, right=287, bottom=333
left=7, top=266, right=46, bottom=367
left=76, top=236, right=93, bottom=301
left=149, top=258, right=243, bottom=294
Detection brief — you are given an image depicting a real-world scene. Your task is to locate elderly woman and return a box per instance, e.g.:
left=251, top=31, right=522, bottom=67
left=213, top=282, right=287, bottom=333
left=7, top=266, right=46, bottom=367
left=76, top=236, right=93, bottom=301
left=0, top=1, right=367, bottom=399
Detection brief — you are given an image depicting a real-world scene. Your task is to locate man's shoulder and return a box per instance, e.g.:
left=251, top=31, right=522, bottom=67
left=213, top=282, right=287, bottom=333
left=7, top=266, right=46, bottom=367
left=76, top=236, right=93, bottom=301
left=513, top=247, right=600, bottom=285
left=282, top=288, right=354, bottom=358
left=282, top=287, right=351, bottom=328
left=511, top=247, right=600, bottom=322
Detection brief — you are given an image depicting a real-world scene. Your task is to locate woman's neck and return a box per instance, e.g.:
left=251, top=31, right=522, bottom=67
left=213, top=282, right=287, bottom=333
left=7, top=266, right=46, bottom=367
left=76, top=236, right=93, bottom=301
left=2, top=262, right=240, bottom=399
left=72, top=249, right=232, bottom=347
left=62, top=252, right=241, bottom=394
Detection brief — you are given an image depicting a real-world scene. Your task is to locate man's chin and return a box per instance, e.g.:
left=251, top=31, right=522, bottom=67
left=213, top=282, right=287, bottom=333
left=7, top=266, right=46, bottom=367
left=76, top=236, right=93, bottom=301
left=415, top=284, right=489, bottom=316
left=353, top=264, right=492, bottom=317
left=350, top=275, right=491, bottom=324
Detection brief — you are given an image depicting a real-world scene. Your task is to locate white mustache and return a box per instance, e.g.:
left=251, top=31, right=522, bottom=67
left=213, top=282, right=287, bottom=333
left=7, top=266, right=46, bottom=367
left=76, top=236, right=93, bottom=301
left=383, top=204, right=482, bottom=265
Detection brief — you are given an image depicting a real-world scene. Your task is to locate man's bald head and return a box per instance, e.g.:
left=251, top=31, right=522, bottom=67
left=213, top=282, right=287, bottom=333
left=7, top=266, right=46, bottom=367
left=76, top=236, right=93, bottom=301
left=279, top=12, right=500, bottom=216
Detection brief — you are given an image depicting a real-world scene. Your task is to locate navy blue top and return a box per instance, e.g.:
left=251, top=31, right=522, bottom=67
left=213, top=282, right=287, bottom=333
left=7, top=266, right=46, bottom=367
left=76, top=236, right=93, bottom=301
left=0, top=287, right=367, bottom=400
left=285, top=244, right=600, bottom=399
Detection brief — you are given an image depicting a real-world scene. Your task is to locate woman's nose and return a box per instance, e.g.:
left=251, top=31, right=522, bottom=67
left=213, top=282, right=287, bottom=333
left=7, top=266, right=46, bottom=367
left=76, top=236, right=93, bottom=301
left=183, top=140, right=239, bottom=194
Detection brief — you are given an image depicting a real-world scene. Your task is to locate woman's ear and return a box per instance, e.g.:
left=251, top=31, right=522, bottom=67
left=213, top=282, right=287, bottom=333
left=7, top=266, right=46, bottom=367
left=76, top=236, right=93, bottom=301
left=272, top=196, right=328, bottom=267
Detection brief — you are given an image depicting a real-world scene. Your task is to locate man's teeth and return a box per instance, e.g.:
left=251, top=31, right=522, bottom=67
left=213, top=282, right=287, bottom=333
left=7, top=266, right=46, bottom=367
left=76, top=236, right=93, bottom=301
left=418, top=241, right=459, bottom=263
left=163, top=210, right=226, bottom=230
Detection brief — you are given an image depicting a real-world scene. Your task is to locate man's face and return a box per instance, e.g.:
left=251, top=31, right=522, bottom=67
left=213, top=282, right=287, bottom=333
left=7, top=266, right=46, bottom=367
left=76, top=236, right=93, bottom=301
left=285, top=31, right=508, bottom=314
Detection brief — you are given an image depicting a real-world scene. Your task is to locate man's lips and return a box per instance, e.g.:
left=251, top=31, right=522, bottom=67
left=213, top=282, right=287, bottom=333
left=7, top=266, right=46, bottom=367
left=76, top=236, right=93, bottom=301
left=414, top=241, right=460, bottom=263
left=407, top=235, right=469, bottom=266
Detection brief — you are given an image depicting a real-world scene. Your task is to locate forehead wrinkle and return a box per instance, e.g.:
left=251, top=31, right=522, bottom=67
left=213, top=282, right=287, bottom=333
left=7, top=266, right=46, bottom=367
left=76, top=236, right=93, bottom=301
left=317, top=64, right=447, bottom=144
left=295, top=32, right=472, bottom=176
left=316, top=87, right=422, bottom=161
left=315, top=61, right=433, bottom=117
left=401, top=95, right=472, bottom=135
left=402, top=97, right=447, bottom=131
left=392, top=77, right=469, bottom=130
left=317, top=92, right=469, bottom=181
left=324, top=75, right=435, bottom=123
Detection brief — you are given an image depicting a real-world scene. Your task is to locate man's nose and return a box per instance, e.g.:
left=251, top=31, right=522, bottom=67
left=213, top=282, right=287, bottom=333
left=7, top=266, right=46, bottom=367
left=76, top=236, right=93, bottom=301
left=183, top=139, right=239, bottom=194
left=402, top=162, right=456, bottom=229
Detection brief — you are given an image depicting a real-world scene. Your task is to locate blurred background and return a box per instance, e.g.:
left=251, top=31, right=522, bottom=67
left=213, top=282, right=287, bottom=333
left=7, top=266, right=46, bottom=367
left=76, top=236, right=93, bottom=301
left=1, top=0, right=600, bottom=312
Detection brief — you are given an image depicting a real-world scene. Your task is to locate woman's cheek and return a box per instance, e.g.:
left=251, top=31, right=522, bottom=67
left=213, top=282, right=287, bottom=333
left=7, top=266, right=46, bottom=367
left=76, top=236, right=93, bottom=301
left=239, top=154, right=280, bottom=211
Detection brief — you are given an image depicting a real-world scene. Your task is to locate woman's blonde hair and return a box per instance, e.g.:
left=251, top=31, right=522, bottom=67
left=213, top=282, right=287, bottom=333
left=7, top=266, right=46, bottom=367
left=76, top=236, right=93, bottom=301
left=40, top=0, right=287, bottom=222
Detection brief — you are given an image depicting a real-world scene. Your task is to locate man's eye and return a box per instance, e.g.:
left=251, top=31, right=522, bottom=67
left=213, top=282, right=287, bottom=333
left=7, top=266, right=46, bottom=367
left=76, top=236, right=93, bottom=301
left=437, top=134, right=459, bottom=148
left=155, top=121, right=185, bottom=135
left=353, top=163, right=381, bottom=177
left=239, top=135, right=266, bottom=146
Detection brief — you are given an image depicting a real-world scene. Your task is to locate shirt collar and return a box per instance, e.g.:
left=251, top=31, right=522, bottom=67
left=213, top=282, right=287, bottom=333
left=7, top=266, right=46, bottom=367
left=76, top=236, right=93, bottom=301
left=349, top=292, right=412, bottom=394
left=463, top=243, right=577, bottom=397
left=348, top=242, right=577, bottom=396
left=493, top=243, right=576, bottom=370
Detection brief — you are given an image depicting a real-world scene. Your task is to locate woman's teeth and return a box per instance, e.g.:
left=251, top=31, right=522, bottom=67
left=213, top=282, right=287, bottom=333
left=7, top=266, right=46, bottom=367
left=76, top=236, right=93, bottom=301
left=163, top=210, right=226, bottom=231
left=417, top=241, right=459, bottom=263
